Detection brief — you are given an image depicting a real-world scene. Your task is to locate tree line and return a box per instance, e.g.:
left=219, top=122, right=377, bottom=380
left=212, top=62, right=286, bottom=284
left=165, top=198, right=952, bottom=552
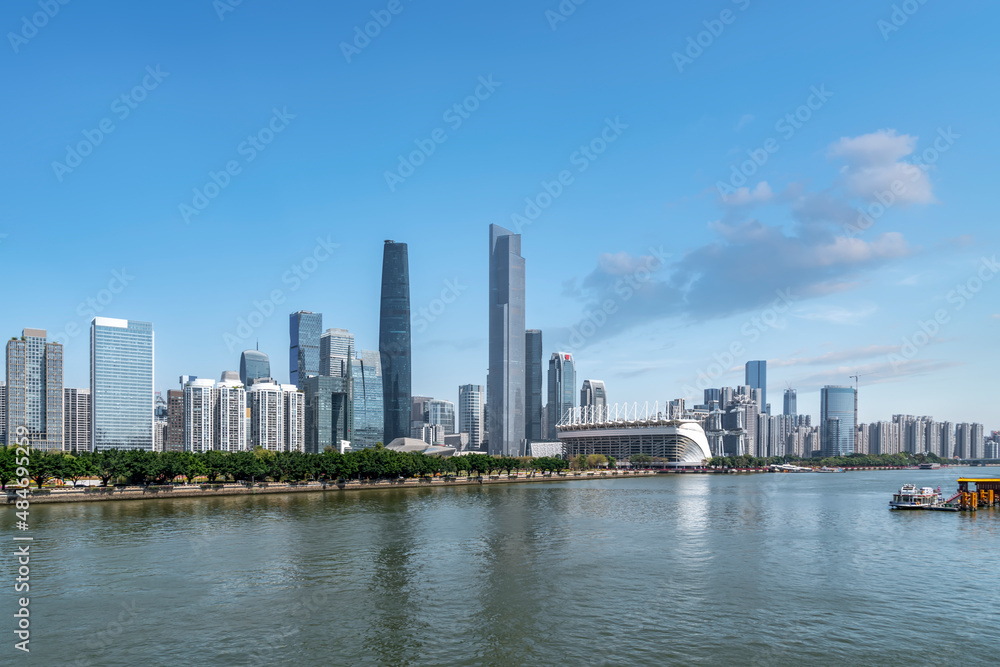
left=0, top=446, right=572, bottom=489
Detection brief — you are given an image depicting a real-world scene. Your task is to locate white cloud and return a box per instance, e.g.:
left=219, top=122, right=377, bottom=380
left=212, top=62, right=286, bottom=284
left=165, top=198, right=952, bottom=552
left=827, top=129, right=934, bottom=205
left=723, top=181, right=773, bottom=206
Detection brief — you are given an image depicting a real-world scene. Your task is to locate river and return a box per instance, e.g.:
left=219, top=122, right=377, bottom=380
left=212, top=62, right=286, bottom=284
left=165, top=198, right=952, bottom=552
left=3, top=468, right=998, bottom=665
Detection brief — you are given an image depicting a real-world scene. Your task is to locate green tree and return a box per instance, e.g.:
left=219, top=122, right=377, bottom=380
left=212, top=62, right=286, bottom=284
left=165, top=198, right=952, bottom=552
left=0, top=446, right=17, bottom=490
left=629, top=453, right=652, bottom=468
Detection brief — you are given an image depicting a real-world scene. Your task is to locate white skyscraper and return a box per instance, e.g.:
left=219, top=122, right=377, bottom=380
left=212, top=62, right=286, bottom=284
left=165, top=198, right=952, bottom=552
left=216, top=378, right=247, bottom=452
left=459, top=384, right=484, bottom=451
left=183, top=378, right=216, bottom=453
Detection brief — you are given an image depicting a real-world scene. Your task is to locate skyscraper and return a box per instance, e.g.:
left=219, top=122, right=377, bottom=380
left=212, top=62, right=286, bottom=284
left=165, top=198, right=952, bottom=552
left=5, top=328, right=63, bottom=451
left=240, top=349, right=271, bottom=386
left=379, top=240, right=412, bottom=444
left=427, top=399, right=456, bottom=434
left=321, top=328, right=355, bottom=377
left=820, top=385, right=855, bottom=457
left=351, top=350, right=384, bottom=449
left=183, top=378, right=216, bottom=453
left=166, top=389, right=184, bottom=452
left=90, top=318, right=154, bottom=451
left=248, top=382, right=304, bottom=452
left=458, top=384, right=484, bottom=451
left=63, top=388, right=91, bottom=452
left=289, top=311, right=322, bottom=386
left=302, top=375, right=352, bottom=453
left=547, top=352, right=576, bottom=439
left=0, top=381, right=6, bottom=446
left=488, top=224, right=526, bottom=456
left=783, top=388, right=796, bottom=416
left=525, top=329, right=543, bottom=441
left=745, top=360, right=767, bottom=415
left=580, top=379, right=607, bottom=412
left=216, top=378, right=247, bottom=452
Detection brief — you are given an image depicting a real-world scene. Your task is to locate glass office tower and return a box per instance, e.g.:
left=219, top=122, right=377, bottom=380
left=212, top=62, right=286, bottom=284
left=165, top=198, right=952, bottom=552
left=302, top=375, right=352, bottom=454
left=546, top=352, right=575, bottom=439
left=240, top=349, right=271, bottom=387
left=820, top=385, right=855, bottom=457
left=351, top=350, right=384, bottom=449
left=321, top=328, right=355, bottom=378
left=90, top=318, right=154, bottom=451
left=783, top=388, right=797, bottom=416
left=488, top=224, right=526, bottom=456
left=289, top=311, right=322, bottom=387
left=525, top=329, right=543, bottom=441
left=379, top=241, right=411, bottom=444
left=745, top=360, right=767, bottom=415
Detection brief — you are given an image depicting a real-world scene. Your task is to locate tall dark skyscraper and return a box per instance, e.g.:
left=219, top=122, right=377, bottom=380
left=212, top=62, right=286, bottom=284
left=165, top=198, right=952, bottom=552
left=525, top=329, right=543, bottom=441
left=745, top=360, right=767, bottom=414
left=379, top=240, right=411, bottom=444
left=289, top=311, right=322, bottom=386
left=821, top=385, right=856, bottom=457
left=547, top=352, right=576, bottom=440
left=488, top=224, right=525, bottom=456
left=783, top=388, right=797, bottom=416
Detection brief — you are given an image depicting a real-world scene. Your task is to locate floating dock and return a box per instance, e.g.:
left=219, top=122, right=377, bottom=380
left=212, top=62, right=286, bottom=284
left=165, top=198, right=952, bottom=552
left=954, top=478, right=1000, bottom=511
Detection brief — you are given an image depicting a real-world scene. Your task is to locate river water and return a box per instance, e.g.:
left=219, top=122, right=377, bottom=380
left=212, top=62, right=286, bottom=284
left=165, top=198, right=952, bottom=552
left=3, top=468, right=998, bottom=666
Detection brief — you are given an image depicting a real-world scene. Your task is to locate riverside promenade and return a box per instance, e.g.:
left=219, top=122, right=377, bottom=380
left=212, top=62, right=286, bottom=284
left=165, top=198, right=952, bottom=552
left=2, top=470, right=658, bottom=505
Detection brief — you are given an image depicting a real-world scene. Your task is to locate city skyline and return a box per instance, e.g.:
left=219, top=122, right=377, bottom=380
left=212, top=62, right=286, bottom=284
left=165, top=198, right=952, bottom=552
left=3, top=2, right=998, bottom=428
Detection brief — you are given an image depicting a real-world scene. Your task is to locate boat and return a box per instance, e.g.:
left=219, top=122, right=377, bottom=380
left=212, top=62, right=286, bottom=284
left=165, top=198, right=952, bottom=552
left=816, top=466, right=845, bottom=473
left=889, top=484, right=941, bottom=510
left=918, top=462, right=941, bottom=470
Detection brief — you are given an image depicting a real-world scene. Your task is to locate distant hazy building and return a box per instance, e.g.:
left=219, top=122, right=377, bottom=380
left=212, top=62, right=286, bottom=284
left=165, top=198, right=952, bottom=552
left=525, top=329, right=543, bottom=441
left=580, top=380, right=608, bottom=413
left=488, top=224, right=526, bottom=456
left=321, top=328, right=355, bottom=378
left=351, top=350, right=384, bottom=449
left=783, top=389, right=796, bottom=416
left=547, top=352, right=576, bottom=439
left=302, top=375, right=352, bottom=454
left=820, top=386, right=855, bottom=457
left=745, top=361, right=767, bottom=415
left=63, top=388, right=91, bottom=453
left=240, top=349, right=271, bottom=387
left=380, top=240, right=412, bottom=444
left=458, top=384, right=484, bottom=451
left=427, top=399, right=456, bottom=434
left=91, top=318, right=154, bottom=451
left=289, top=311, right=322, bottom=386
left=5, top=328, right=63, bottom=451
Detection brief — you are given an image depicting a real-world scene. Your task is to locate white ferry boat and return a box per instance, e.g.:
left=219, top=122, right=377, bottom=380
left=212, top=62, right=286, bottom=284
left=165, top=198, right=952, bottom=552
left=889, top=484, right=939, bottom=510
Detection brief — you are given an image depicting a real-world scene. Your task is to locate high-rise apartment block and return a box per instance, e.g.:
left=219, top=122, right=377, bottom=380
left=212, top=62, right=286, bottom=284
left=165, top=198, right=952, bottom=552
left=6, top=328, right=63, bottom=451
left=459, top=384, right=484, bottom=451
left=63, top=388, right=91, bottom=452
left=248, top=382, right=304, bottom=452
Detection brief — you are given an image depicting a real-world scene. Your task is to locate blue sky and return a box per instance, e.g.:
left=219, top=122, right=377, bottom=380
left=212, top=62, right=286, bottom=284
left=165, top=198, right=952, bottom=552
left=2, top=0, right=998, bottom=427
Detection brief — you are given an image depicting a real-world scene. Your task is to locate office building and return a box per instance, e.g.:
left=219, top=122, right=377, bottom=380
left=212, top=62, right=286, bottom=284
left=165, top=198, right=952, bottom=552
left=351, top=350, right=384, bottom=449
left=783, top=389, right=796, bottom=416
left=820, top=385, right=856, bottom=457
left=580, top=380, right=608, bottom=412
left=745, top=361, right=767, bottom=415
left=289, top=311, right=322, bottom=386
left=320, top=328, right=355, bottom=378
left=240, top=349, right=271, bottom=387
left=525, top=329, right=543, bottom=441
left=488, top=224, right=526, bottom=456
left=427, top=399, right=456, bottom=434
left=458, top=384, right=484, bottom=451
left=63, top=388, right=91, bottom=453
left=216, top=378, right=247, bottom=452
left=547, top=352, right=576, bottom=439
left=302, top=375, right=352, bottom=454
left=379, top=240, right=412, bottom=443
left=5, top=328, right=63, bottom=451
left=410, top=395, right=432, bottom=435
left=90, top=318, right=154, bottom=451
